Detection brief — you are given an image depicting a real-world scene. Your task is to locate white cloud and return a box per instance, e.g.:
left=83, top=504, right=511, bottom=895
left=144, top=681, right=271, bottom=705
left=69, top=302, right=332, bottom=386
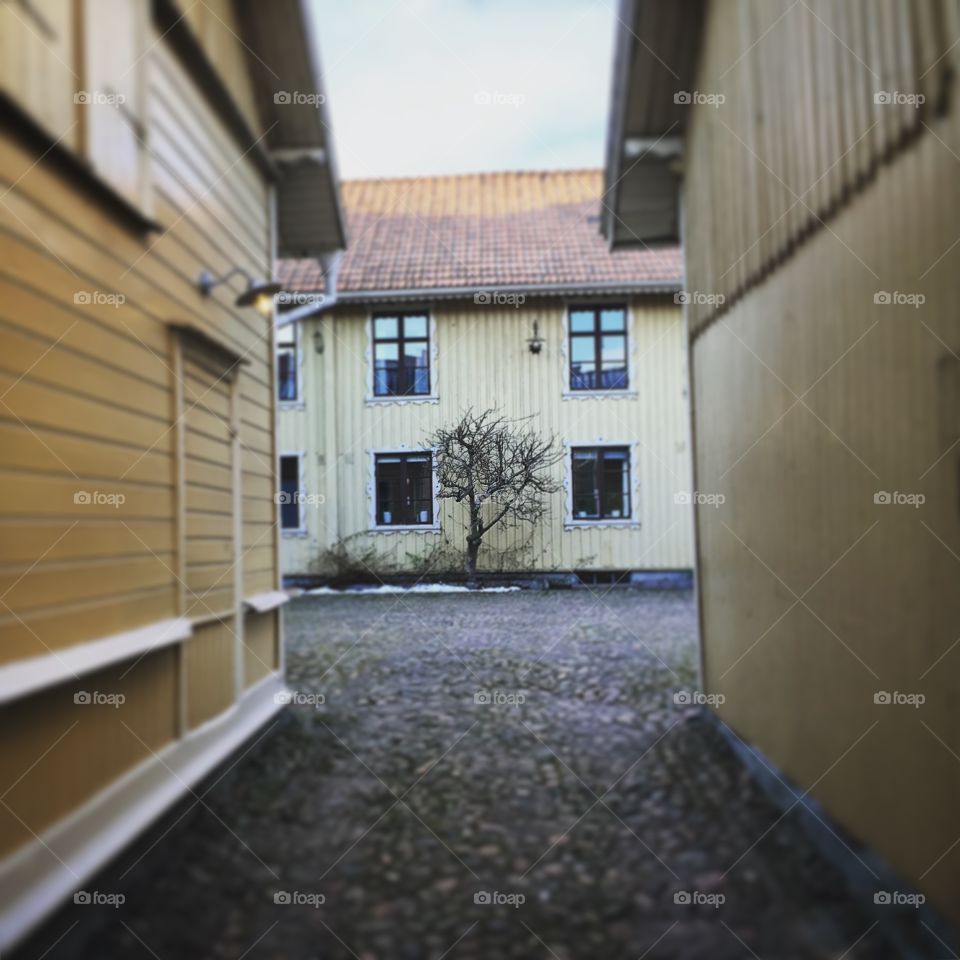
left=309, top=0, right=615, bottom=178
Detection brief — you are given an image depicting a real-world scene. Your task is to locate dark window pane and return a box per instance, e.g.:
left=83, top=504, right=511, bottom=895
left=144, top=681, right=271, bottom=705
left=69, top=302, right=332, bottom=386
left=601, top=364, right=628, bottom=390
left=279, top=456, right=300, bottom=529
left=278, top=351, right=297, bottom=401
left=374, top=317, right=398, bottom=339
left=407, top=456, right=433, bottom=523
left=572, top=451, right=598, bottom=518
left=403, top=340, right=430, bottom=395
left=601, top=449, right=630, bottom=519
left=374, top=343, right=399, bottom=396
left=571, top=363, right=597, bottom=391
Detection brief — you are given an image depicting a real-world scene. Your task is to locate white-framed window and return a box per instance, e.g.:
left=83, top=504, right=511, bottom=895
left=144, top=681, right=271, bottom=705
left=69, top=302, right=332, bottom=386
left=367, top=448, right=441, bottom=532
left=365, top=312, right=439, bottom=405
left=561, top=304, right=638, bottom=400
left=564, top=441, right=641, bottom=528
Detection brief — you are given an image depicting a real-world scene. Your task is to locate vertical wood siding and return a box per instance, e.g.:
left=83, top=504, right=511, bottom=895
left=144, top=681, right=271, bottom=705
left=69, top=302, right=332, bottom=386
left=687, top=0, right=960, bottom=923
left=280, top=298, right=694, bottom=576
left=684, top=0, right=955, bottom=333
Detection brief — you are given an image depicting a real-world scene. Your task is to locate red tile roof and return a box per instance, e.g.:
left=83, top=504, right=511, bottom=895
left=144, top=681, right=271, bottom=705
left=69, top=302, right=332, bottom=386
left=277, top=170, right=682, bottom=299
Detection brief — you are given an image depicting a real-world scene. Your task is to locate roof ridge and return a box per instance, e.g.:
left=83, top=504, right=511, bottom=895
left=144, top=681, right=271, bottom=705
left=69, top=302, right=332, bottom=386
left=341, top=168, right=603, bottom=187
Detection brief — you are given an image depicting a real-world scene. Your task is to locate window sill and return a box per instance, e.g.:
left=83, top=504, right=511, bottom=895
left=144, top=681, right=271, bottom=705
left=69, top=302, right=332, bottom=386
left=565, top=519, right=641, bottom=530
left=279, top=400, right=305, bottom=411
left=562, top=390, right=637, bottom=401
left=369, top=524, right=441, bottom=534
left=365, top=395, right=439, bottom=407
left=281, top=529, right=309, bottom=538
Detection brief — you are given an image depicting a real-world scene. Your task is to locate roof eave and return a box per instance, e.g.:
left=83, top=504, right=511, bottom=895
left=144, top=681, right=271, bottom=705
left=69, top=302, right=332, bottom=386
left=603, top=0, right=705, bottom=248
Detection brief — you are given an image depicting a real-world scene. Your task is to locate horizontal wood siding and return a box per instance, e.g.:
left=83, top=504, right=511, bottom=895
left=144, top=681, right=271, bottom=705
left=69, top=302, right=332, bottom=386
left=0, top=647, right=178, bottom=859
left=0, top=0, right=283, bottom=872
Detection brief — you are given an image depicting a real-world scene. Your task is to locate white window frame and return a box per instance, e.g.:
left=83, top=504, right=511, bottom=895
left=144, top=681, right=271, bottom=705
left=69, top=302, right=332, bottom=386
left=563, top=440, right=641, bottom=529
left=560, top=303, right=639, bottom=400
left=277, top=321, right=304, bottom=409
left=367, top=446, right=442, bottom=533
left=365, top=310, right=440, bottom=405
left=279, top=450, right=307, bottom=536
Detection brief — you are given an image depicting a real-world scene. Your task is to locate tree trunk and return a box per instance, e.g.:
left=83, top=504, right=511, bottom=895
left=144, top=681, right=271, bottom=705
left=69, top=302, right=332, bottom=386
left=465, top=535, right=481, bottom=587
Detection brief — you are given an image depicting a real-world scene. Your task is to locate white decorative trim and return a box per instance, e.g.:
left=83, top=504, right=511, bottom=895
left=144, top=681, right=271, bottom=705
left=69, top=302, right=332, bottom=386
left=0, top=672, right=288, bottom=952
left=279, top=450, right=308, bottom=536
left=367, top=446, right=442, bottom=533
left=244, top=591, right=289, bottom=613
left=0, top=618, right=192, bottom=706
left=277, top=320, right=304, bottom=410
left=562, top=439, right=642, bottom=530
left=364, top=310, right=439, bottom=404
left=560, top=303, right=637, bottom=400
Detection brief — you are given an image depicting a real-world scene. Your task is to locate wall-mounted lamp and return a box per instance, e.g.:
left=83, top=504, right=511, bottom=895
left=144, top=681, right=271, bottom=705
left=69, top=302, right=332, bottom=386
left=198, top=268, right=282, bottom=318
left=313, top=327, right=325, bottom=354
left=527, top=320, right=544, bottom=354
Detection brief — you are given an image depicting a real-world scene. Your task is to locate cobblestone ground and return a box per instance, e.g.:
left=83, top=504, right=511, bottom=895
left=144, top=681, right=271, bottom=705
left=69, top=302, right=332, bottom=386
left=38, top=591, right=894, bottom=960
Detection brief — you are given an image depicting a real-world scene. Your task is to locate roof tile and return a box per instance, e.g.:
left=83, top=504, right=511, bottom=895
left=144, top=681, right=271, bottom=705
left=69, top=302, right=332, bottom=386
left=277, top=169, right=682, bottom=295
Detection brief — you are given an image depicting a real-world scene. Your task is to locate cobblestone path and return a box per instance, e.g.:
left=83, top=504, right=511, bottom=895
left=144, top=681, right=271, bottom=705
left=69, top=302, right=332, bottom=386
left=33, top=591, right=893, bottom=960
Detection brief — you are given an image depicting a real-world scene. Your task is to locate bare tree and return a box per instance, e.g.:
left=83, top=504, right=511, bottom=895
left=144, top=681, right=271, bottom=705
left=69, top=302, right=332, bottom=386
left=428, top=409, right=563, bottom=580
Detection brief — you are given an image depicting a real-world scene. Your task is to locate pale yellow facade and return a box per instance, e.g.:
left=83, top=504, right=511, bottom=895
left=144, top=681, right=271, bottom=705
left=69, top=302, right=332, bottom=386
left=279, top=297, right=694, bottom=578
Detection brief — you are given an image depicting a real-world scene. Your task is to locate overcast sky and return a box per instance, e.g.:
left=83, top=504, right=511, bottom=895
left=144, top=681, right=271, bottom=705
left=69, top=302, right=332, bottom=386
left=309, top=0, right=616, bottom=180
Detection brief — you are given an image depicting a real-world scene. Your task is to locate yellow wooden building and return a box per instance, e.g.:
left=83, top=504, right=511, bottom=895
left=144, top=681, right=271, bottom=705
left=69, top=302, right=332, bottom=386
left=0, top=0, right=343, bottom=947
left=276, top=171, right=694, bottom=581
left=605, top=0, right=960, bottom=932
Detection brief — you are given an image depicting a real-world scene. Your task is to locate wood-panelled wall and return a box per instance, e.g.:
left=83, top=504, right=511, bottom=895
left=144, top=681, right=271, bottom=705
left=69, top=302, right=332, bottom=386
left=684, top=0, right=958, bottom=334
left=687, top=0, right=960, bottom=925
left=0, top=0, right=282, bottom=860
